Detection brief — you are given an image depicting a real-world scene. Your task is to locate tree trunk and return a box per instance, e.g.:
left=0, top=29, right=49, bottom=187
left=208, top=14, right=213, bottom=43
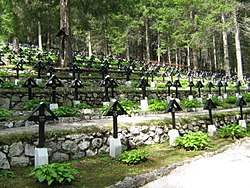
left=193, top=49, right=198, bottom=71
left=87, top=31, right=92, bottom=57
left=145, top=17, right=150, bottom=63
left=38, top=21, right=42, bottom=51
left=187, top=47, right=191, bottom=71
left=212, top=33, right=217, bottom=71
left=157, top=31, right=161, bottom=62
left=234, top=6, right=243, bottom=82
left=221, top=12, right=231, bottom=77
left=175, top=48, right=178, bottom=69
left=168, top=47, right=171, bottom=64
left=59, top=0, right=72, bottom=67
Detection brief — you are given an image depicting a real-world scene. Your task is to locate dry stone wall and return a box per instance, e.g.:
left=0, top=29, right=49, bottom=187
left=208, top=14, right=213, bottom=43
left=0, top=113, right=247, bottom=169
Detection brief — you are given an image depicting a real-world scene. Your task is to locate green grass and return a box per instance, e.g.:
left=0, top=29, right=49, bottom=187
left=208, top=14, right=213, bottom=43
left=0, top=138, right=235, bottom=188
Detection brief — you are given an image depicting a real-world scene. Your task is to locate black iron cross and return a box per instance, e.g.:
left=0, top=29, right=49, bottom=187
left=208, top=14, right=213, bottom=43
left=34, top=60, right=46, bottom=79
left=236, top=96, right=247, bottom=120
left=103, top=100, right=127, bottom=138
left=25, top=102, right=58, bottom=148
left=22, top=77, right=39, bottom=100
left=70, top=79, right=84, bottom=100
left=137, top=77, right=150, bottom=99
left=165, top=99, right=182, bottom=129
left=45, top=75, right=63, bottom=103
left=204, top=98, right=216, bottom=125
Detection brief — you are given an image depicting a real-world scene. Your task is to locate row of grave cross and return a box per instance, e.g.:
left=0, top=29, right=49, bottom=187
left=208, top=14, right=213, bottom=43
left=23, top=95, right=247, bottom=149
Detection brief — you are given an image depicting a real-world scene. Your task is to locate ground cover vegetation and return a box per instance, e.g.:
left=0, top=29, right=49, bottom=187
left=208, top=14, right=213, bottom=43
left=0, top=137, right=238, bottom=187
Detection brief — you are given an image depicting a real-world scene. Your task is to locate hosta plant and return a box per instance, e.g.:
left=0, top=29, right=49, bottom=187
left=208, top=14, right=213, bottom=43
left=149, top=99, right=168, bottom=111
left=180, top=99, right=203, bottom=109
left=118, top=148, right=149, bottom=165
left=217, top=124, right=246, bottom=139
left=52, top=106, right=80, bottom=117
left=174, top=131, right=211, bottom=151
left=29, top=163, right=78, bottom=186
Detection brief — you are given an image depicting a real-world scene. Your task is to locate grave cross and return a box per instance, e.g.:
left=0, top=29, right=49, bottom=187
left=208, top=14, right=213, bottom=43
left=204, top=98, right=216, bottom=125
left=207, top=81, right=214, bottom=94
left=196, top=81, right=204, bottom=98
left=45, top=66, right=56, bottom=77
left=236, top=80, right=242, bottom=94
left=125, top=66, right=132, bottom=81
left=70, top=64, right=81, bottom=80
left=70, top=79, right=84, bottom=100
left=165, top=99, right=182, bottom=129
left=100, top=75, right=111, bottom=101
left=12, top=62, right=24, bottom=79
left=188, top=81, right=194, bottom=95
left=110, top=79, right=118, bottom=98
left=100, top=66, right=108, bottom=80
left=137, top=77, right=150, bottom=99
left=34, top=60, right=46, bottom=79
left=45, top=75, right=64, bottom=103
left=217, top=80, right=223, bottom=96
left=236, top=96, right=247, bottom=120
left=173, top=79, right=182, bottom=98
left=162, top=72, right=167, bottom=82
left=56, top=28, right=68, bottom=60
left=166, top=80, right=172, bottom=96
left=103, top=100, right=127, bottom=138
left=22, top=77, right=39, bottom=100
left=25, top=102, right=58, bottom=148
left=224, top=81, right=228, bottom=94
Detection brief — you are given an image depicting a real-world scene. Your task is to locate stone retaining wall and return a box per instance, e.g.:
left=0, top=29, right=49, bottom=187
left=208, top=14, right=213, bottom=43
left=0, top=112, right=248, bottom=169
left=0, top=86, right=244, bottom=109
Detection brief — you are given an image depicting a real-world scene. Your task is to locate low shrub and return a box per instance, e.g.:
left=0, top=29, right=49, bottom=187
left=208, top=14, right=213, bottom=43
left=29, top=163, right=78, bottom=186
left=175, top=131, right=211, bottom=151
left=242, top=93, right=250, bottom=102
left=52, top=106, right=80, bottom=117
left=74, top=102, right=91, bottom=110
left=223, top=96, right=237, bottom=104
left=180, top=99, right=203, bottom=108
left=118, top=148, right=149, bottom=165
left=0, top=81, right=15, bottom=88
left=0, top=109, right=13, bottom=121
left=149, top=99, right=168, bottom=111
left=217, top=124, right=246, bottom=139
left=0, top=170, right=15, bottom=178
left=211, top=96, right=223, bottom=106
left=23, top=99, right=47, bottom=110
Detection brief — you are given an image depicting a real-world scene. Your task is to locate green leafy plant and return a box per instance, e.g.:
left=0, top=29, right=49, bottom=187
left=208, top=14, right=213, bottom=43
left=131, top=81, right=139, bottom=88
left=217, top=124, right=246, bottom=139
left=0, top=81, right=15, bottom=88
left=0, top=109, right=13, bottom=121
left=242, top=93, right=250, bottom=102
left=211, top=96, right=223, bottom=106
left=155, top=83, right=166, bottom=88
left=175, top=132, right=211, bottom=151
left=118, top=148, right=149, bottom=165
left=180, top=99, right=203, bottom=108
left=0, top=170, right=15, bottom=178
left=74, top=102, right=91, bottom=110
left=223, top=96, right=237, bottom=104
left=52, top=106, right=80, bottom=117
left=149, top=99, right=168, bottom=111
left=118, top=99, right=139, bottom=113
left=23, top=99, right=47, bottom=110
left=29, top=163, right=78, bottom=186
left=0, top=70, right=9, bottom=77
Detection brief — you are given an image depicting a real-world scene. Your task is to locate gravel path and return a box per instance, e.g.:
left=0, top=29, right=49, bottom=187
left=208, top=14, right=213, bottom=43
left=141, top=138, right=250, bottom=188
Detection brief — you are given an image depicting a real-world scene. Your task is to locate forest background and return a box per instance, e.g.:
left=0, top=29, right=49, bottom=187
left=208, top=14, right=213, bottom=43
left=0, top=0, right=249, bottom=80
